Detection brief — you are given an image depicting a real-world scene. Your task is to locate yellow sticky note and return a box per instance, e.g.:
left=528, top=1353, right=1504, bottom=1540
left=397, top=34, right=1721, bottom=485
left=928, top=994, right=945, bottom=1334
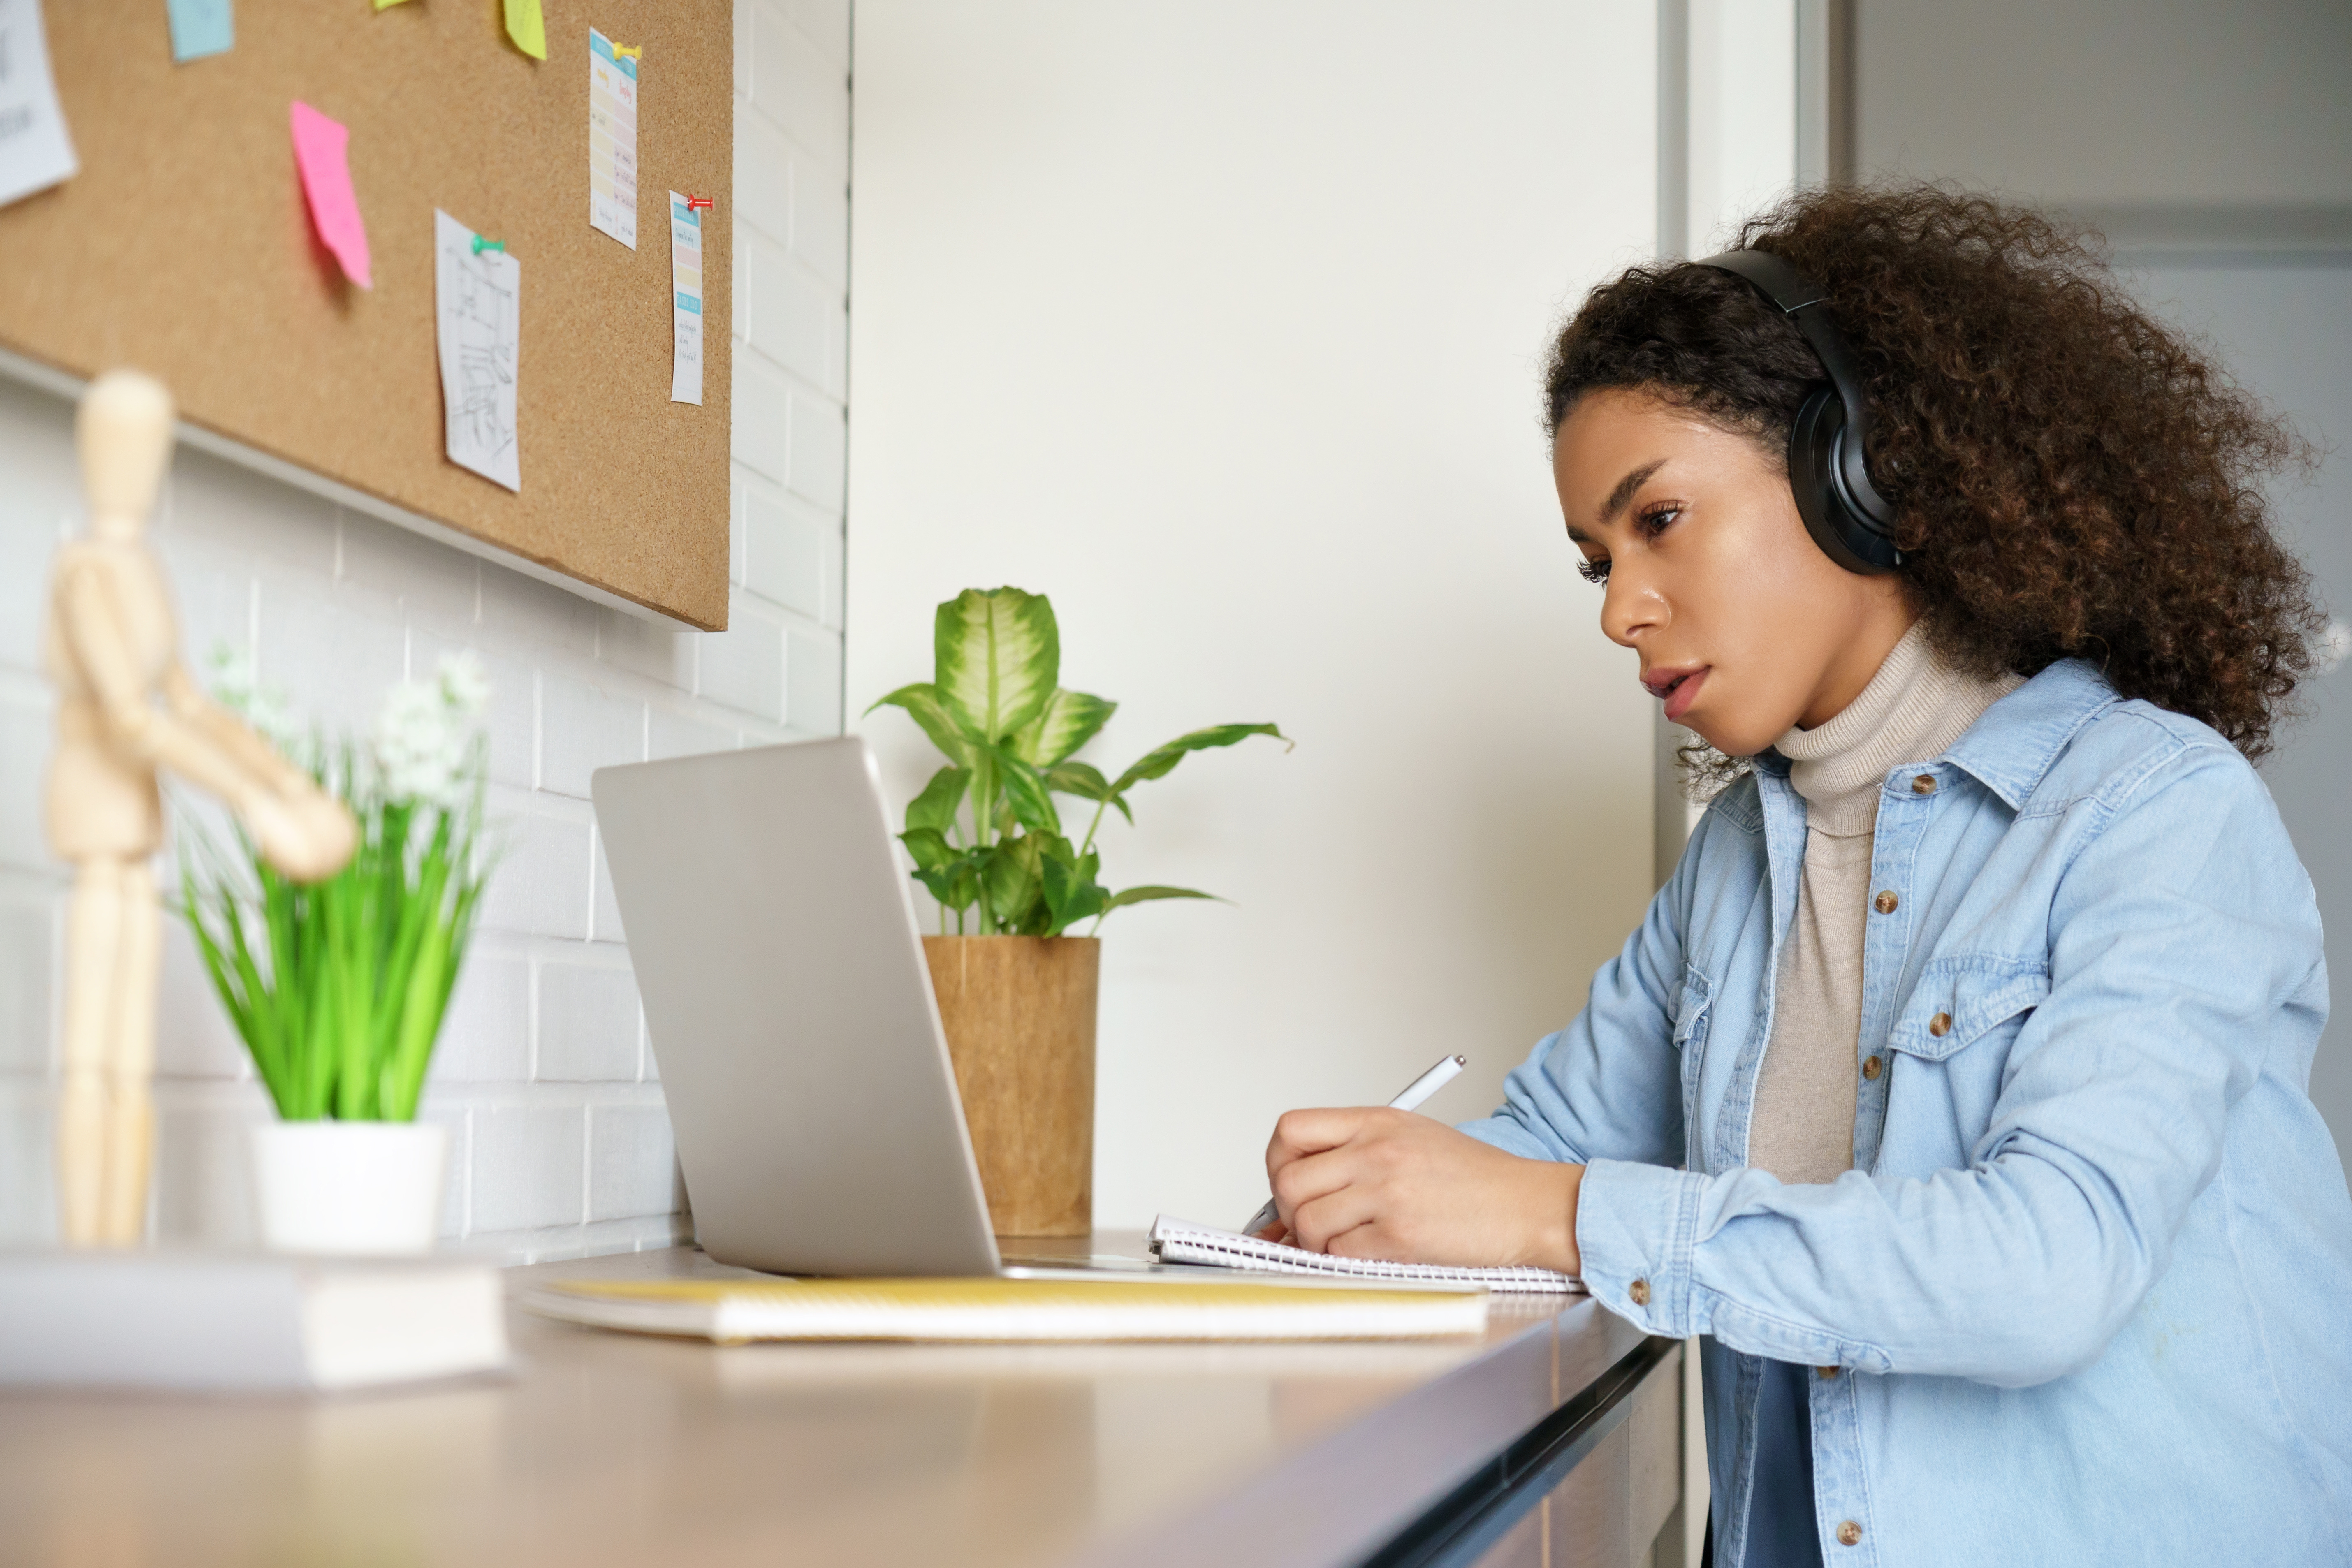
left=503, top=0, right=547, bottom=59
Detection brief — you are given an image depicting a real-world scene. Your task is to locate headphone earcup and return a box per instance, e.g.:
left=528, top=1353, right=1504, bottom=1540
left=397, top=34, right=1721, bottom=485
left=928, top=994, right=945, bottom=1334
left=1787, top=387, right=1903, bottom=575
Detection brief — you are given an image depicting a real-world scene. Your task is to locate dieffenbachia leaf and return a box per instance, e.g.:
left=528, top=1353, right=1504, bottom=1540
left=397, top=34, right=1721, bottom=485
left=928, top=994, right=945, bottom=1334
left=864, top=682, right=976, bottom=767
left=1012, top=688, right=1117, bottom=768
left=1104, top=885, right=1225, bottom=910
left=984, top=834, right=1045, bottom=933
left=1043, top=761, right=1135, bottom=825
left=1109, top=723, right=1289, bottom=796
left=1037, top=834, right=1108, bottom=935
left=935, top=588, right=1059, bottom=744
left=905, top=766, right=971, bottom=835
left=983, top=745, right=1062, bottom=836
left=899, top=826, right=957, bottom=873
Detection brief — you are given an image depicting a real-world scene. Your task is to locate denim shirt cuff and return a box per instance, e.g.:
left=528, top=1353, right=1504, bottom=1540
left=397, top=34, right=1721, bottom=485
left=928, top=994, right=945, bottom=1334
left=1575, top=1159, right=1711, bottom=1337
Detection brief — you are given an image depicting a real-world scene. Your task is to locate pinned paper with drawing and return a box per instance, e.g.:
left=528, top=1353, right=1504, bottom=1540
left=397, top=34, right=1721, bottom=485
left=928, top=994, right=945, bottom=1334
left=669, top=191, right=703, bottom=405
left=588, top=29, right=638, bottom=249
left=434, top=209, right=522, bottom=492
left=0, top=0, right=79, bottom=209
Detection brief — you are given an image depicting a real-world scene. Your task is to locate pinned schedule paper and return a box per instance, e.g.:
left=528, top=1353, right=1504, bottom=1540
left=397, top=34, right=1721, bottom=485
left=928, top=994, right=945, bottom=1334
left=587, top=29, right=638, bottom=249
left=0, top=0, right=79, bottom=210
left=434, top=210, right=522, bottom=491
left=669, top=191, right=704, bottom=406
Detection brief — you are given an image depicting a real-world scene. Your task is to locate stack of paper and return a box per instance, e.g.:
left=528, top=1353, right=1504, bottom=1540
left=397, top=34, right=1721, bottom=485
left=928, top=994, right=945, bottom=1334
left=0, top=1253, right=508, bottom=1392
left=524, top=1275, right=1489, bottom=1343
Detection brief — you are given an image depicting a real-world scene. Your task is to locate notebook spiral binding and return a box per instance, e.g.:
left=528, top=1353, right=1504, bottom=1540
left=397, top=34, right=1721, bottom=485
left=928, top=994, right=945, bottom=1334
left=1149, top=1218, right=1582, bottom=1295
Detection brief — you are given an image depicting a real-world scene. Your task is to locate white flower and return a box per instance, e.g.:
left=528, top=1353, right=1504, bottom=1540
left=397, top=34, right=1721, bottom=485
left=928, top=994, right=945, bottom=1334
left=373, top=654, right=491, bottom=811
left=436, top=651, right=492, bottom=718
left=205, top=645, right=299, bottom=751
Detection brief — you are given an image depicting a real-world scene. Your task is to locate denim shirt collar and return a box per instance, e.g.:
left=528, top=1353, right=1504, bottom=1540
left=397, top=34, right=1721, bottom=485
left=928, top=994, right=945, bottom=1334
left=1747, top=657, right=2120, bottom=811
left=1939, top=659, right=2120, bottom=808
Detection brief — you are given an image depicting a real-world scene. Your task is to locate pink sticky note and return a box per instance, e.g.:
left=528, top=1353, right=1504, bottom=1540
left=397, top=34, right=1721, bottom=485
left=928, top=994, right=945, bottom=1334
left=290, top=101, right=372, bottom=290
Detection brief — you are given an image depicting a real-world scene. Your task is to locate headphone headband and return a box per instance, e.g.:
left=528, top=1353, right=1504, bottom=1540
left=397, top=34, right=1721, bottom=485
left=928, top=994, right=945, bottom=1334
left=1694, top=250, right=1904, bottom=572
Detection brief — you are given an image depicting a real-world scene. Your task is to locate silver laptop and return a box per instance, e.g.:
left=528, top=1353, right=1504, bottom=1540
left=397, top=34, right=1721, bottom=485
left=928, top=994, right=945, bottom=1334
left=591, top=737, right=1159, bottom=1279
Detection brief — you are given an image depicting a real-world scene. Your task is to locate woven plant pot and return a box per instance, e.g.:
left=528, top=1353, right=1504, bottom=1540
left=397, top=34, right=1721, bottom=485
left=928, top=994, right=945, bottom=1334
left=922, top=935, right=1097, bottom=1237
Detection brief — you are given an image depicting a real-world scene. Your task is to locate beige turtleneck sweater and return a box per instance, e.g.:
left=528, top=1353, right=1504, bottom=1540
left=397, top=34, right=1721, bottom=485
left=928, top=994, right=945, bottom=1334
left=1745, top=624, right=2023, bottom=1185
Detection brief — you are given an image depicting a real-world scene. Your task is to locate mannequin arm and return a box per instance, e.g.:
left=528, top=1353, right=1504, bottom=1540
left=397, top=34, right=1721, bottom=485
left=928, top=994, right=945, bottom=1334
left=60, top=566, right=272, bottom=808
left=160, top=662, right=313, bottom=796
left=59, top=567, right=355, bottom=880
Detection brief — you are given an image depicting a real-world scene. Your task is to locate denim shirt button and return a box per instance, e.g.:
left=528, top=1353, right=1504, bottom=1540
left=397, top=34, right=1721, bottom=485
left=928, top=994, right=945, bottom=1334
left=1874, top=890, right=1899, bottom=914
left=1929, top=1012, right=1953, bottom=1037
left=1863, top=1055, right=1883, bottom=1081
left=1817, top=1365, right=1840, bottom=1378
left=1628, top=1278, right=1651, bottom=1306
left=1836, top=1521, right=1864, bottom=1547
left=1911, top=773, right=1937, bottom=794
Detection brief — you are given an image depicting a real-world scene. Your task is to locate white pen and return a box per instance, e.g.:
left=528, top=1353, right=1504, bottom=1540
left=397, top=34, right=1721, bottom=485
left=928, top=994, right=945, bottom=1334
left=1239, top=1054, right=1467, bottom=1237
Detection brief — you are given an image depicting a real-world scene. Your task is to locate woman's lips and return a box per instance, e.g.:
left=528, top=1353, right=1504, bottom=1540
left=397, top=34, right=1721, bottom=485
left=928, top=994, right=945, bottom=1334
left=1643, top=666, right=1709, bottom=723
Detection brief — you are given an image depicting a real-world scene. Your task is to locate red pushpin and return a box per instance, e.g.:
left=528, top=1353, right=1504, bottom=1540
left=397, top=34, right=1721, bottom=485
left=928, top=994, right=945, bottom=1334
left=685, top=195, right=713, bottom=212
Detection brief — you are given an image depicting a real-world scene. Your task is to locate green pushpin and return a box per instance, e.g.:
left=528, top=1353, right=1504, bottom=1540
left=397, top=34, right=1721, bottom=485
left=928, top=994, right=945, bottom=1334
left=472, top=236, right=505, bottom=256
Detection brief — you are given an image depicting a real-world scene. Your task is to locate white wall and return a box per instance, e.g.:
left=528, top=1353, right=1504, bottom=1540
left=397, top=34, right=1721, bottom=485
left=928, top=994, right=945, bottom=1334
left=1685, top=0, right=1798, bottom=252
left=846, top=1, right=1660, bottom=1230
left=0, top=0, right=849, bottom=1262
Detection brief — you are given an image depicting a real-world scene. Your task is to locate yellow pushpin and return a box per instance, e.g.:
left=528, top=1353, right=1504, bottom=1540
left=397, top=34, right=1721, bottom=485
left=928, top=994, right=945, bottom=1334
left=611, top=42, right=641, bottom=61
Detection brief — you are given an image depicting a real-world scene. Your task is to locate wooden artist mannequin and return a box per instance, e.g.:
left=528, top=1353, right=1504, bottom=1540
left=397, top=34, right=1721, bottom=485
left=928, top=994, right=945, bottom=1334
left=44, top=369, right=356, bottom=1248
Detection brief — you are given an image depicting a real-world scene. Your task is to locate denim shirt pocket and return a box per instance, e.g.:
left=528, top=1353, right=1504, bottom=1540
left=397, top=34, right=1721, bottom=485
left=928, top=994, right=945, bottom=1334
left=1888, top=955, right=2051, bottom=1063
left=1673, top=963, right=1715, bottom=1162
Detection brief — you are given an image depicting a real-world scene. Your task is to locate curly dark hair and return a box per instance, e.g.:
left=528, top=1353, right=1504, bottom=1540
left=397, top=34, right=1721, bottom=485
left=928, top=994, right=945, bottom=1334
left=1543, top=184, right=2322, bottom=761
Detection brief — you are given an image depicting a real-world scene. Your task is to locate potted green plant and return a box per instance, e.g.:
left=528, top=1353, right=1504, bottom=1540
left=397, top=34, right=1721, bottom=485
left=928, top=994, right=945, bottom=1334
left=181, top=653, right=491, bottom=1255
left=869, top=587, right=1284, bottom=1235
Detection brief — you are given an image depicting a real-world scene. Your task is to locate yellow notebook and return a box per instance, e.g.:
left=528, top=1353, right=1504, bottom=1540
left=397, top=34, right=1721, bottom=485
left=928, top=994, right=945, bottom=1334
left=524, top=1276, right=1487, bottom=1343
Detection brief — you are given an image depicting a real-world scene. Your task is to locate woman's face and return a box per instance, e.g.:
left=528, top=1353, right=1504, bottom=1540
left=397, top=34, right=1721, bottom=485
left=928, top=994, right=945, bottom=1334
left=1553, top=388, right=1913, bottom=755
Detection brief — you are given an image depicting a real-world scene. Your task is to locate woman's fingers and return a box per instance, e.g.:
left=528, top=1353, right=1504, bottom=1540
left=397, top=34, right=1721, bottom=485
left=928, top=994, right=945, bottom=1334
left=1291, top=1181, right=1386, bottom=1256
left=1267, top=1106, right=1380, bottom=1174
left=1269, top=1139, right=1371, bottom=1229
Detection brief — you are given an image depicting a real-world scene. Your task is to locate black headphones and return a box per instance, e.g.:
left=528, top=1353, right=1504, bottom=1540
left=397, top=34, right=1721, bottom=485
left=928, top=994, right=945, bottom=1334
left=1693, top=250, right=1904, bottom=574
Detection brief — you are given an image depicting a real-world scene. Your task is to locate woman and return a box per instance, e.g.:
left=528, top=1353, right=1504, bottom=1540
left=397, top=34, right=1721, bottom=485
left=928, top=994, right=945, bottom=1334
left=1259, top=188, right=2352, bottom=1563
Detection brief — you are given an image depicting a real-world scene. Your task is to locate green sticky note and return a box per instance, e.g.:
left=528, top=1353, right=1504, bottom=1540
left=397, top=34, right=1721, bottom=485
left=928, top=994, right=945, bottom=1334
left=503, top=0, right=546, bottom=60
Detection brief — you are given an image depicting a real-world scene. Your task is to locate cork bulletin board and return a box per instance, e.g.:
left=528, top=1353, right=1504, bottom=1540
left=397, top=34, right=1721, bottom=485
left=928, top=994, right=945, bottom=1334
left=0, top=0, right=733, bottom=629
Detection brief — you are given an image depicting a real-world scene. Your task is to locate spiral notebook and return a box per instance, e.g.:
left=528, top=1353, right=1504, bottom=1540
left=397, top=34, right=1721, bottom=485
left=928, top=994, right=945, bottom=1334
left=1147, top=1216, right=1584, bottom=1295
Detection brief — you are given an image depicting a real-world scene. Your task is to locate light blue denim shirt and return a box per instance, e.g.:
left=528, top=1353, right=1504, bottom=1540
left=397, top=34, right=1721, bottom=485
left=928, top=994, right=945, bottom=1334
left=1462, top=659, right=2352, bottom=1566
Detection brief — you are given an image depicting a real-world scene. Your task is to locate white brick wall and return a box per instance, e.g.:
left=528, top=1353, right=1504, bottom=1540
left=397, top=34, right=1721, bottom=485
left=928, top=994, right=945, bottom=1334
left=0, top=0, right=850, bottom=1265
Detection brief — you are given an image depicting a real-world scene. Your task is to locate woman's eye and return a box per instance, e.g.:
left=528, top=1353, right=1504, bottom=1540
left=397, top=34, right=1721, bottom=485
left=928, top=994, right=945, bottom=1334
left=1577, top=557, right=1611, bottom=586
left=1636, top=503, right=1682, bottom=538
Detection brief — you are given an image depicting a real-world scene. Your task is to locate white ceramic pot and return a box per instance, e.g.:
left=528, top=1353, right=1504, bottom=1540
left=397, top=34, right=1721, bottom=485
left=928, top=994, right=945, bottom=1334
left=250, top=1121, right=450, bottom=1255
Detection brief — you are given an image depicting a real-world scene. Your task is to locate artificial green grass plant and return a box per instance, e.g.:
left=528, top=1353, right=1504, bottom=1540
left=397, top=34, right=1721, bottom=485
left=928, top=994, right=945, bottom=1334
left=868, top=588, right=1286, bottom=937
left=182, top=654, right=491, bottom=1122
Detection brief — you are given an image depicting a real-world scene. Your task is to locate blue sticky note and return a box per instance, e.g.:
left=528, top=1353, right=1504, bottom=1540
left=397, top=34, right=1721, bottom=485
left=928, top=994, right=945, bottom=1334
left=167, top=0, right=234, bottom=63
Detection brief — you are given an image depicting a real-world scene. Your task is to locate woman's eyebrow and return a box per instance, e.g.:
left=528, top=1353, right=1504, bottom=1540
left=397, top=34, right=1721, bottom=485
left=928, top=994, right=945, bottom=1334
left=1598, top=459, right=1669, bottom=525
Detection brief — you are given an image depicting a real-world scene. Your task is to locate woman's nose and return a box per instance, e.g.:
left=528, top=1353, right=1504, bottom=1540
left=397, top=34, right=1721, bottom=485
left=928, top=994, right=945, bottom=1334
left=1600, top=567, right=1665, bottom=649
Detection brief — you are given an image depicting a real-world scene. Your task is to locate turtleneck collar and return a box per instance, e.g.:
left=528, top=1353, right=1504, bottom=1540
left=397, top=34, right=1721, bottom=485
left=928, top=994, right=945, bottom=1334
left=1773, top=622, right=2022, bottom=836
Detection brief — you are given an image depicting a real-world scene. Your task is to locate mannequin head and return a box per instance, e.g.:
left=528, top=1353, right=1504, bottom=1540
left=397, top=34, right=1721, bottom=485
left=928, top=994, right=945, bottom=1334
left=77, top=369, right=176, bottom=543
